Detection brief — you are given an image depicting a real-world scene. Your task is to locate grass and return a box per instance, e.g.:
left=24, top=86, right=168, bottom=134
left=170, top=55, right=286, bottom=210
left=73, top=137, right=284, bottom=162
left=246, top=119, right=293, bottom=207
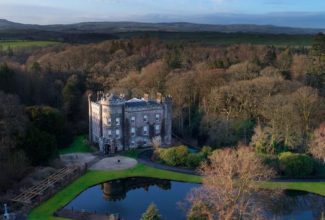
left=0, top=40, right=59, bottom=50
left=119, top=149, right=142, bottom=158
left=28, top=164, right=201, bottom=220
left=261, top=181, right=325, bottom=196
left=59, top=136, right=94, bottom=155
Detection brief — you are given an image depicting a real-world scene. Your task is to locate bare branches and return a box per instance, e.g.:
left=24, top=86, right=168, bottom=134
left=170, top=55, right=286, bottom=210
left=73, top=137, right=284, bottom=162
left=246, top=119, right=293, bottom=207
left=187, top=146, right=275, bottom=220
left=309, top=122, right=325, bottom=162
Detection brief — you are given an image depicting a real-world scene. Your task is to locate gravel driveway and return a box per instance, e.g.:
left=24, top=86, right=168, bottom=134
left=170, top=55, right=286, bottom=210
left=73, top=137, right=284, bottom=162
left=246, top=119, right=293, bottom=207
left=89, top=156, right=137, bottom=171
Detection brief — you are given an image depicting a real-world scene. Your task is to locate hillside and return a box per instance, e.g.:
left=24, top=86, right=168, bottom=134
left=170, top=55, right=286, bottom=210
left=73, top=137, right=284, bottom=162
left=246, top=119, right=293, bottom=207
left=0, top=19, right=324, bottom=35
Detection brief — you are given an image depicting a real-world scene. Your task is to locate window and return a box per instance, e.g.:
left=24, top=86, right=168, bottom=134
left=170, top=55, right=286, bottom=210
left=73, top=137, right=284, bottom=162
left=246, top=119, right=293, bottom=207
left=143, top=126, right=148, bottom=136
left=131, top=127, right=135, bottom=137
left=155, top=124, right=160, bottom=134
left=131, top=116, right=135, bottom=124
left=108, top=129, right=112, bottom=137
left=116, top=117, right=120, bottom=126
left=108, top=117, right=111, bottom=126
left=143, top=115, right=148, bottom=122
left=116, top=129, right=120, bottom=139
left=155, top=114, right=160, bottom=122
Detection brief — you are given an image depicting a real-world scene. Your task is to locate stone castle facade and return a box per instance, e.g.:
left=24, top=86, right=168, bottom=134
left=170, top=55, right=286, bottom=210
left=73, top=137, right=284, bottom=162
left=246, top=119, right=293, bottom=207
left=88, top=92, right=172, bottom=154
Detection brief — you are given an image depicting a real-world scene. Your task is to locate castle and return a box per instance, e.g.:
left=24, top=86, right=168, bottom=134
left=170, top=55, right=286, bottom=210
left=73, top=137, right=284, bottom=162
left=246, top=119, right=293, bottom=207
left=88, top=92, right=172, bottom=154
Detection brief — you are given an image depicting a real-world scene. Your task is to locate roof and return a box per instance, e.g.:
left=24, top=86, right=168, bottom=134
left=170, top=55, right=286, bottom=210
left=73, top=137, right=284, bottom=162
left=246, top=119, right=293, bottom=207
left=126, top=98, right=142, bottom=103
left=125, top=99, right=162, bottom=108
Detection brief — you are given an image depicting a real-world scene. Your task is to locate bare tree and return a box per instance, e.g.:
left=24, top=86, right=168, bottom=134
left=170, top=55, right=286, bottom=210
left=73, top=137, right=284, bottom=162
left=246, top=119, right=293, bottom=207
left=291, top=87, right=323, bottom=147
left=309, top=122, right=325, bottom=162
left=187, top=146, right=275, bottom=220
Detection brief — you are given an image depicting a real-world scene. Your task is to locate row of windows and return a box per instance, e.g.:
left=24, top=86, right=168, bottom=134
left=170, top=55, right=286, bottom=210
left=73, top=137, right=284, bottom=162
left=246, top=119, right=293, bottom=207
left=105, top=129, right=120, bottom=139
left=104, top=124, right=161, bottom=139
left=104, top=114, right=161, bottom=127
left=131, top=125, right=160, bottom=136
left=131, top=114, right=160, bottom=123
left=106, top=117, right=120, bottom=126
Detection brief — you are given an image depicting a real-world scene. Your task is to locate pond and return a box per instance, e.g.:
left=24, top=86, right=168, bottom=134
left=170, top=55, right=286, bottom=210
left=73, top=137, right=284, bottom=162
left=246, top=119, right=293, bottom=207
left=64, top=177, right=198, bottom=219
left=64, top=177, right=325, bottom=220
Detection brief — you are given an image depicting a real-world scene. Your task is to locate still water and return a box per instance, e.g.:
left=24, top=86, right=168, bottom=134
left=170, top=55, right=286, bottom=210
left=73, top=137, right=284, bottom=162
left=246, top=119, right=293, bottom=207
left=64, top=177, right=325, bottom=220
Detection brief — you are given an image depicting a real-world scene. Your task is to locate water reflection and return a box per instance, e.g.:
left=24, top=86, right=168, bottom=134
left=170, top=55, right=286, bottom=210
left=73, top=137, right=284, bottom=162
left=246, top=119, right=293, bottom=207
left=260, top=189, right=325, bottom=220
left=101, top=177, right=171, bottom=201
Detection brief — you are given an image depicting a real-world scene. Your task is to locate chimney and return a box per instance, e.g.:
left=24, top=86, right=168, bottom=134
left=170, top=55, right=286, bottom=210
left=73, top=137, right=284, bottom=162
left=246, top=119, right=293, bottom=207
left=143, top=93, right=149, bottom=102
left=156, top=92, right=162, bottom=103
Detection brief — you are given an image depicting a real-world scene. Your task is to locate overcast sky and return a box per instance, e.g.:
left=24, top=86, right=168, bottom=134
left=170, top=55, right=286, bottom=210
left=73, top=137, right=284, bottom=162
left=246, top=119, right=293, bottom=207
left=0, top=0, right=325, bottom=27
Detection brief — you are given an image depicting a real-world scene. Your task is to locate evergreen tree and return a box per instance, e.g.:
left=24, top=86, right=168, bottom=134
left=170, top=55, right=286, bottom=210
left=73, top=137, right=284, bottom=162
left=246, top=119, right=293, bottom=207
left=20, top=126, right=58, bottom=166
left=0, top=62, right=14, bottom=93
left=141, top=203, right=162, bottom=220
left=312, top=33, right=325, bottom=58
left=26, top=106, right=68, bottom=147
left=62, top=74, right=83, bottom=120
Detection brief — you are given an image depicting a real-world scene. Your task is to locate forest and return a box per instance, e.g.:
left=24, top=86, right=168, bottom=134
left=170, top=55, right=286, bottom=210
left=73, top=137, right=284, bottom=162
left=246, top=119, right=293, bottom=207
left=0, top=32, right=324, bottom=192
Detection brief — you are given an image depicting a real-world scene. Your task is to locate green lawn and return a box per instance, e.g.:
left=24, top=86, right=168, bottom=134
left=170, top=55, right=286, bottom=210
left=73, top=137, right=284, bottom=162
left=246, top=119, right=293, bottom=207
left=28, top=164, right=201, bottom=220
left=28, top=162, right=325, bottom=220
left=261, top=181, right=325, bottom=196
left=119, top=149, right=142, bottom=158
left=59, top=136, right=94, bottom=155
left=0, top=40, right=59, bottom=50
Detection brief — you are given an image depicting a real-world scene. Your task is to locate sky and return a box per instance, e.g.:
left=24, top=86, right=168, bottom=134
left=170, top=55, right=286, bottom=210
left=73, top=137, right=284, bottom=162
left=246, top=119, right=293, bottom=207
left=0, top=0, right=325, bottom=28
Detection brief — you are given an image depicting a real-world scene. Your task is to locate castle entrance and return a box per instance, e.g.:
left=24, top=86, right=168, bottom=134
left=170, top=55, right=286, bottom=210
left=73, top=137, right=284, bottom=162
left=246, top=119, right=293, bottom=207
left=104, top=144, right=111, bottom=155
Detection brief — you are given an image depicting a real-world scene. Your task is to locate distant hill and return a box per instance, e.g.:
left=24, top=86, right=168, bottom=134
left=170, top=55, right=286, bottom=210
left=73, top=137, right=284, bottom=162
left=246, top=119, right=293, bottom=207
left=0, top=19, right=324, bottom=35
left=0, top=19, right=38, bottom=29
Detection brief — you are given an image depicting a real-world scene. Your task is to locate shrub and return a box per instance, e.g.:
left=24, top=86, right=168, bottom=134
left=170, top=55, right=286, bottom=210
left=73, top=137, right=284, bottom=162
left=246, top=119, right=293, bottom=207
left=174, top=145, right=189, bottom=165
left=278, top=152, right=314, bottom=177
left=200, top=146, right=212, bottom=157
left=258, top=153, right=280, bottom=173
left=159, top=145, right=189, bottom=166
left=314, top=160, right=325, bottom=177
left=186, top=153, right=204, bottom=168
left=157, top=145, right=211, bottom=168
left=159, top=147, right=178, bottom=166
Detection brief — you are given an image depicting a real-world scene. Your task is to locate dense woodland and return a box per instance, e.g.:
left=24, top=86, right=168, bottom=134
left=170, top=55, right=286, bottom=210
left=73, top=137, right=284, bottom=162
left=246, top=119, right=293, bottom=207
left=0, top=33, right=324, bottom=191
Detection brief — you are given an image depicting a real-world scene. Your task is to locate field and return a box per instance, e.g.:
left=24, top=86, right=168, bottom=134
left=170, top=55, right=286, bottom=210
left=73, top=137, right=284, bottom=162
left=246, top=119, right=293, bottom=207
left=0, top=32, right=314, bottom=48
left=117, top=31, right=314, bottom=46
left=0, top=40, right=59, bottom=50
